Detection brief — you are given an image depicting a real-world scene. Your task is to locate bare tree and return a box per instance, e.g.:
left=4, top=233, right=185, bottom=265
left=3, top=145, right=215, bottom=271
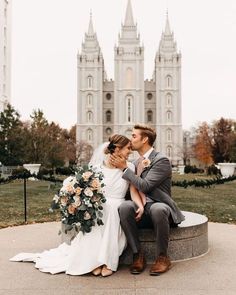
left=76, top=140, right=93, bottom=166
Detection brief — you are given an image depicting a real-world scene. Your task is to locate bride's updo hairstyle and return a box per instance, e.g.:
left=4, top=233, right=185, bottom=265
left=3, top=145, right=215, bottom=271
left=104, top=134, right=130, bottom=155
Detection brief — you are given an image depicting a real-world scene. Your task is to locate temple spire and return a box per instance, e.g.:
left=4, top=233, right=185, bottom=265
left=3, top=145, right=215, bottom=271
left=164, top=10, right=171, bottom=35
left=88, top=10, right=95, bottom=35
left=124, top=0, right=135, bottom=26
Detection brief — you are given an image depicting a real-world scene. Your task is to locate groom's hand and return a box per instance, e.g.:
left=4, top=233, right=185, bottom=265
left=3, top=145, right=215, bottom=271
left=110, top=154, right=127, bottom=170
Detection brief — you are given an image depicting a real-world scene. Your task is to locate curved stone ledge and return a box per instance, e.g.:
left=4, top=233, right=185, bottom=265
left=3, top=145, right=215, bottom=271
left=61, top=211, right=209, bottom=263
left=120, top=211, right=208, bottom=263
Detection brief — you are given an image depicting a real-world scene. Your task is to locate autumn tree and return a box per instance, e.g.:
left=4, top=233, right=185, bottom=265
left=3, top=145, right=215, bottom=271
left=46, top=122, right=67, bottom=168
left=193, top=122, right=213, bottom=166
left=211, top=118, right=234, bottom=163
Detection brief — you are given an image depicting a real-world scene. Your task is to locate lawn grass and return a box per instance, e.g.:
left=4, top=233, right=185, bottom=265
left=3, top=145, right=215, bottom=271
left=0, top=174, right=235, bottom=228
left=0, top=180, right=62, bottom=228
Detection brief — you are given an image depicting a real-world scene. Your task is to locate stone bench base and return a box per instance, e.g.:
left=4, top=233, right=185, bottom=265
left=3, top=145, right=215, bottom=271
left=120, top=211, right=208, bottom=263
left=61, top=211, right=208, bottom=263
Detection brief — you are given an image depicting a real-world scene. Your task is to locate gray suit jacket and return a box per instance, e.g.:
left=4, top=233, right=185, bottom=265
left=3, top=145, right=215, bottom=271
left=123, top=150, right=185, bottom=224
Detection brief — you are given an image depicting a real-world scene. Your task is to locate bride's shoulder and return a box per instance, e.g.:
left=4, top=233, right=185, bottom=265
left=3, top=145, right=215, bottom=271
left=127, top=161, right=135, bottom=171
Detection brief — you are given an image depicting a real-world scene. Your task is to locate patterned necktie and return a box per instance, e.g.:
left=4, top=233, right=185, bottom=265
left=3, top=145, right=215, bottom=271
left=136, top=156, right=147, bottom=206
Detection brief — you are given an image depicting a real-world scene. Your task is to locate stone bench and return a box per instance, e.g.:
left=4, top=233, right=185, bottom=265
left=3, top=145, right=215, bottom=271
left=120, top=211, right=208, bottom=263
left=62, top=211, right=208, bottom=263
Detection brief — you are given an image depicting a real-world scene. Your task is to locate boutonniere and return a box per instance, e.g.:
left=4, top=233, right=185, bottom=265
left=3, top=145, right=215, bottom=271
left=141, top=158, right=151, bottom=169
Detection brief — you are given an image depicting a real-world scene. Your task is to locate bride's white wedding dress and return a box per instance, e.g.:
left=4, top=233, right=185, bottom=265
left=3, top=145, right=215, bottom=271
left=10, top=162, right=134, bottom=275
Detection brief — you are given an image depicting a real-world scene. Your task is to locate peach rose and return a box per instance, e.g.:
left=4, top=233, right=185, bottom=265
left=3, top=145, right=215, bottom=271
left=84, top=187, right=93, bottom=197
left=65, top=184, right=75, bottom=194
left=82, top=171, right=93, bottom=181
left=90, top=178, right=100, bottom=190
left=60, top=196, right=68, bottom=206
left=75, top=187, right=82, bottom=196
left=68, top=204, right=77, bottom=215
left=142, top=158, right=151, bottom=168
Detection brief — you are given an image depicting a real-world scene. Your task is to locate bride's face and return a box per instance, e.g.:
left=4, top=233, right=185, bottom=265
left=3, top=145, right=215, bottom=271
left=116, top=142, right=132, bottom=159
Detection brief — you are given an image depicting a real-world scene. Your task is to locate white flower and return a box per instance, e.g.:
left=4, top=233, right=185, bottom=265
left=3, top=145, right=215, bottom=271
left=53, top=195, right=59, bottom=203
left=62, top=176, right=76, bottom=187
left=73, top=196, right=81, bottom=207
left=84, top=187, right=93, bottom=197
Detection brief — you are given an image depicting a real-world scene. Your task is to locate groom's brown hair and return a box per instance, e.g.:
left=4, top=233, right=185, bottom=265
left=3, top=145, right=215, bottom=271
left=133, top=124, right=156, bottom=146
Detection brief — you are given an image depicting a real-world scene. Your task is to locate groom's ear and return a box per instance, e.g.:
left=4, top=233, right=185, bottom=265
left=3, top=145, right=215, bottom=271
left=142, top=136, right=149, bottom=144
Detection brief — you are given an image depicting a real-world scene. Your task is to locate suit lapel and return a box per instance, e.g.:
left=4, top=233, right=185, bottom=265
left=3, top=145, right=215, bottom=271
left=148, top=150, right=158, bottom=162
left=141, top=150, right=158, bottom=175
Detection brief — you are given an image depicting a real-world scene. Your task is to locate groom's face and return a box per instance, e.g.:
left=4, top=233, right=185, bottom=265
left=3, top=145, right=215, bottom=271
left=131, top=129, right=144, bottom=151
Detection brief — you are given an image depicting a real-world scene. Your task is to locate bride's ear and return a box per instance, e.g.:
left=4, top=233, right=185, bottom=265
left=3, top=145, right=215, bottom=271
left=113, top=147, right=120, bottom=155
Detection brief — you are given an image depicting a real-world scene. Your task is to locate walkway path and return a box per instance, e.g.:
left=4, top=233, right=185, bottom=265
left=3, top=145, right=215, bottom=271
left=0, top=222, right=235, bottom=295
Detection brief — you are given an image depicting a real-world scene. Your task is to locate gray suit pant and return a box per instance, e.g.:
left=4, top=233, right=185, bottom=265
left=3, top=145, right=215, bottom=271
left=119, top=200, right=171, bottom=257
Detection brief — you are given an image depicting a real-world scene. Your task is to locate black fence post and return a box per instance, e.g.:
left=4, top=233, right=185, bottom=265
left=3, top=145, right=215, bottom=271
left=23, top=178, right=27, bottom=222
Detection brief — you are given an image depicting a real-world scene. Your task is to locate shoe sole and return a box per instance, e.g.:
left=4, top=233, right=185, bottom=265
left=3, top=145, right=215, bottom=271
left=149, top=265, right=171, bottom=276
left=149, top=271, right=161, bottom=276
left=130, top=266, right=146, bottom=275
left=130, top=270, right=142, bottom=275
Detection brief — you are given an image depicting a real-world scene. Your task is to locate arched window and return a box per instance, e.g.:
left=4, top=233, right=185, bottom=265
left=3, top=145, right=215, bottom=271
left=147, top=93, right=153, bottom=100
left=167, top=129, right=172, bottom=142
left=106, top=93, right=111, bottom=100
left=126, top=95, right=133, bottom=123
left=147, top=110, right=153, bottom=123
left=87, top=75, right=93, bottom=88
left=106, top=110, right=112, bottom=122
left=167, top=111, right=172, bottom=122
left=87, top=94, right=92, bottom=106
left=166, top=93, right=172, bottom=106
left=87, top=111, right=93, bottom=122
left=166, top=75, right=172, bottom=88
left=87, top=129, right=93, bottom=141
left=166, top=146, right=172, bottom=158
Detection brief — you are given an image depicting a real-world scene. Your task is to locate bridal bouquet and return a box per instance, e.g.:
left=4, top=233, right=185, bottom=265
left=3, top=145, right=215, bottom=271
left=51, top=165, right=106, bottom=234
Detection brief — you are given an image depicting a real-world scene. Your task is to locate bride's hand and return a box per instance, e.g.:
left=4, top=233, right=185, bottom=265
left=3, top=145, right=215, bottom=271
left=135, top=207, right=144, bottom=222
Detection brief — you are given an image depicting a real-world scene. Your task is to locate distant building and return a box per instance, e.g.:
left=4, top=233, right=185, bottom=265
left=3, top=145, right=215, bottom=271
left=77, top=0, right=183, bottom=165
left=0, top=0, right=11, bottom=112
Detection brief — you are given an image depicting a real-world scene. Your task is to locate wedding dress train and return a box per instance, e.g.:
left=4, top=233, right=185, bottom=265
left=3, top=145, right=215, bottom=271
left=10, top=163, right=134, bottom=275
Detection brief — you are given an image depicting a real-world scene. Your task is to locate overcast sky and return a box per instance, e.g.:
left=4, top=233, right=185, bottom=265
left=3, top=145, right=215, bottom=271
left=11, top=0, right=236, bottom=130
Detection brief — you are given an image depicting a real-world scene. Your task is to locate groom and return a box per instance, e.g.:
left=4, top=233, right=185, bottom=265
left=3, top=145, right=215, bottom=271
left=111, top=124, right=185, bottom=275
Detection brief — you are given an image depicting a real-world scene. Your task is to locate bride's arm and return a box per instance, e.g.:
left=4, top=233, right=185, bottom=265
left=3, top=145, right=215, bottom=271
left=130, top=184, right=144, bottom=221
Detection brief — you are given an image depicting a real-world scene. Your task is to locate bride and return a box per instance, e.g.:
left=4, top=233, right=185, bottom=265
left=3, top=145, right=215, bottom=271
left=10, top=134, right=144, bottom=277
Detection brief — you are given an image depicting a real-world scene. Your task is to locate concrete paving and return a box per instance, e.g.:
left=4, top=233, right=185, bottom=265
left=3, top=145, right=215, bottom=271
left=0, top=221, right=236, bottom=295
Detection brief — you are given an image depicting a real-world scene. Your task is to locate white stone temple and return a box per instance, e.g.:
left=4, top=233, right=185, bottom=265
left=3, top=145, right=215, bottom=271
left=0, top=0, right=11, bottom=112
left=77, top=0, right=183, bottom=165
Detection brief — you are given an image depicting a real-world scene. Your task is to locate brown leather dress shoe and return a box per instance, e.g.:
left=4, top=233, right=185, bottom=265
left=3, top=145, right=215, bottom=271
left=149, top=255, right=171, bottom=276
left=130, top=251, right=146, bottom=274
